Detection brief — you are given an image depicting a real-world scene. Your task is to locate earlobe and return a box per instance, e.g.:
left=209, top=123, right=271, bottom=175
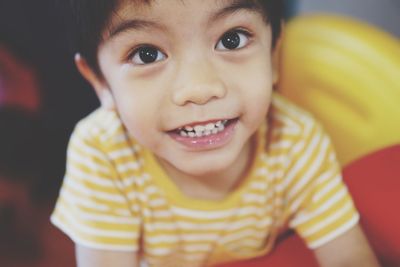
left=96, top=89, right=116, bottom=110
left=74, top=53, right=115, bottom=110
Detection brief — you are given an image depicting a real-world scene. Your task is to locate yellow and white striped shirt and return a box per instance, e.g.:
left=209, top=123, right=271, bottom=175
left=51, top=93, right=359, bottom=267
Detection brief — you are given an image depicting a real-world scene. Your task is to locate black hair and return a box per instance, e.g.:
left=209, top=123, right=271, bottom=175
left=62, top=0, right=285, bottom=76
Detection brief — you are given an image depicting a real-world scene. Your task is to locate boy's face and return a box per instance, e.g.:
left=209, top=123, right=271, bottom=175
left=94, top=0, right=277, bottom=179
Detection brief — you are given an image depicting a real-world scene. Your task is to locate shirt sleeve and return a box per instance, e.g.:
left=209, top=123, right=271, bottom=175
left=50, top=125, right=141, bottom=251
left=285, top=121, right=359, bottom=249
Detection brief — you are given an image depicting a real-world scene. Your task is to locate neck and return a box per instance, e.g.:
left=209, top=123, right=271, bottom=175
left=158, top=137, right=256, bottom=201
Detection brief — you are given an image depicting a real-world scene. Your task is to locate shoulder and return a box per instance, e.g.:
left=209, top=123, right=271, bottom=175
left=70, top=108, right=127, bottom=150
left=269, top=92, right=323, bottom=145
left=265, top=92, right=337, bottom=175
left=67, top=108, right=145, bottom=176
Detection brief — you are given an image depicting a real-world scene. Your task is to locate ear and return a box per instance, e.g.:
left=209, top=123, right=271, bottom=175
left=74, top=53, right=115, bottom=110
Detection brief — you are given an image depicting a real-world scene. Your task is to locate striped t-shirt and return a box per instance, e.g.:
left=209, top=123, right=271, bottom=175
left=51, top=93, right=359, bottom=267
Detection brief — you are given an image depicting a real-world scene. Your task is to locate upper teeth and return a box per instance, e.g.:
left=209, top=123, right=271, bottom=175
left=179, top=120, right=228, bottom=137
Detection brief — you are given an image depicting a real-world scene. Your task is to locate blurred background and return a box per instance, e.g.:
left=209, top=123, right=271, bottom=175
left=0, top=0, right=398, bottom=266
left=297, top=0, right=400, bottom=37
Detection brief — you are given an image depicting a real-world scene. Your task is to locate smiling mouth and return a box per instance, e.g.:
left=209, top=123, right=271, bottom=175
left=173, top=118, right=237, bottom=138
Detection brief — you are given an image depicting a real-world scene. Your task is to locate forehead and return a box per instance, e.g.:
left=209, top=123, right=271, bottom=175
left=104, top=0, right=263, bottom=38
left=115, top=0, right=259, bottom=10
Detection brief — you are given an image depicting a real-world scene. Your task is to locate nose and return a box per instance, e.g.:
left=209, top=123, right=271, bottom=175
left=171, top=59, right=227, bottom=106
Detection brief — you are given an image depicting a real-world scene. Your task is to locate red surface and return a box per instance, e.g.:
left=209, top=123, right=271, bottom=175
left=0, top=46, right=40, bottom=112
left=344, top=144, right=400, bottom=266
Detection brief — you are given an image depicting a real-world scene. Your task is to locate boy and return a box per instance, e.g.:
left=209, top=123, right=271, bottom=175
left=51, top=0, right=380, bottom=266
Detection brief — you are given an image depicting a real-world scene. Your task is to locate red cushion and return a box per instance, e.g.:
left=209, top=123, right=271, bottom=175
left=343, top=144, right=400, bottom=266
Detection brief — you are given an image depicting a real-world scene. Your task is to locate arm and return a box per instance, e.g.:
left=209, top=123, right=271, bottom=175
left=76, top=244, right=139, bottom=267
left=314, top=224, right=380, bottom=267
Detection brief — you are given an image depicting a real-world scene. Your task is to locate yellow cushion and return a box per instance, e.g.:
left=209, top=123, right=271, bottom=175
left=278, top=14, right=400, bottom=166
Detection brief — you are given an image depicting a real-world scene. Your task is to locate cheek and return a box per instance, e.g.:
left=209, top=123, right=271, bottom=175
left=237, top=62, right=273, bottom=115
left=119, top=102, right=145, bottom=134
left=118, top=103, right=166, bottom=152
left=113, top=89, right=158, bottom=142
left=245, top=87, right=272, bottom=126
left=106, top=71, right=170, bottom=148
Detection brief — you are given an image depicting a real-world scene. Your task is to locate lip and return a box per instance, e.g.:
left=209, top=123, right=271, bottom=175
left=168, top=118, right=238, bottom=150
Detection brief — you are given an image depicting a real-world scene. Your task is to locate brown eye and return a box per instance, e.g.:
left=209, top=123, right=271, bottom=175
left=131, top=45, right=166, bottom=65
left=216, top=29, right=250, bottom=51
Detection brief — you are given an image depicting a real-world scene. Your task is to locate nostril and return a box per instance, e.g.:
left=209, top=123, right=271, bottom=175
left=171, top=82, right=227, bottom=106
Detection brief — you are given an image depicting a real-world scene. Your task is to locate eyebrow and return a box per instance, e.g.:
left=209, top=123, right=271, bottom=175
left=106, top=0, right=260, bottom=39
left=107, top=19, right=164, bottom=39
left=211, top=0, right=261, bottom=22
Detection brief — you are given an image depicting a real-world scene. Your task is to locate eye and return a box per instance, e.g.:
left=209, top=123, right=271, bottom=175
left=215, top=29, right=251, bottom=51
left=130, top=45, right=166, bottom=65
